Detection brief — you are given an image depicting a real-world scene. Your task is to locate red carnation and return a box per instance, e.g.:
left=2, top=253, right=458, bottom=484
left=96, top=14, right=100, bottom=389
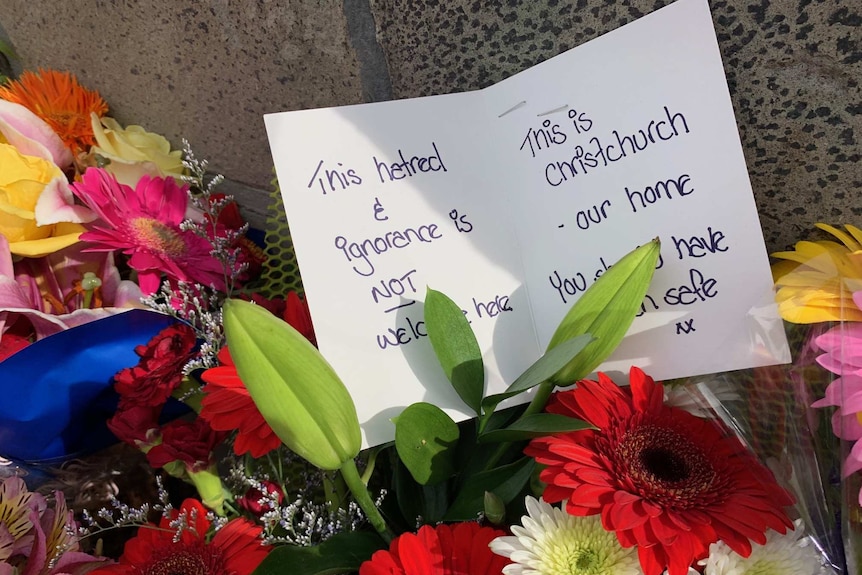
left=107, top=403, right=161, bottom=448
left=146, top=418, right=224, bottom=471
left=88, top=498, right=270, bottom=575
left=114, top=323, right=197, bottom=407
left=525, top=367, right=795, bottom=575
left=360, top=522, right=511, bottom=575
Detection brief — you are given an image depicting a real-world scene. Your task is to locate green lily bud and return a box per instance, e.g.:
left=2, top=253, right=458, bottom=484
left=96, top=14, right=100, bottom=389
left=222, top=299, right=361, bottom=470
left=483, top=491, right=506, bottom=525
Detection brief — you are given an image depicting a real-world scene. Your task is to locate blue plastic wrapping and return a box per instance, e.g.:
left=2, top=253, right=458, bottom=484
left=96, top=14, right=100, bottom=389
left=0, top=309, right=177, bottom=461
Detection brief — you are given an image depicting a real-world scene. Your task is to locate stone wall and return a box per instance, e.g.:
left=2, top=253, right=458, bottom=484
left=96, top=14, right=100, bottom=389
left=1, top=0, right=858, bottom=252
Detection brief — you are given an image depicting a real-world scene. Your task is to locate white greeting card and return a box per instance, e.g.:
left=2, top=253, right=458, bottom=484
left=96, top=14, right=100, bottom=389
left=264, top=0, right=790, bottom=446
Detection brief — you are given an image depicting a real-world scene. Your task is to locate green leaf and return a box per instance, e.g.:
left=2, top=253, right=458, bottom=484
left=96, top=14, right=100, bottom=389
left=0, top=39, right=18, bottom=61
left=547, top=239, right=661, bottom=385
left=394, top=402, right=460, bottom=485
left=443, top=457, right=535, bottom=521
left=392, top=455, right=451, bottom=525
left=424, top=287, right=484, bottom=414
left=478, top=413, right=592, bottom=443
left=252, top=530, right=386, bottom=575
left=223, top=299, right=361, bottom=470
left=480, top=334, right=593, bottom=415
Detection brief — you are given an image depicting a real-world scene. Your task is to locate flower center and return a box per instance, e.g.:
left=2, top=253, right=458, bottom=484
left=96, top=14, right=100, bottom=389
left=547, top=545, right=607, bottom=575
left=142, top=544, right=227, bottom=575
left=640, top=446, right=689, bottom=482
left=617, top=422, right=717, bottom=508
left=572, top=548, right=599, bottom=572
left=534, top=515, right=639, bottom=575
left=129, top=218, right=187, bottom=257
left=745, top=559, right=784, bottom=575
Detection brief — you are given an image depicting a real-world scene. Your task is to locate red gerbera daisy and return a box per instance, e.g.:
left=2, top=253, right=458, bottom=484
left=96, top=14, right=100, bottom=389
left=88, top=499, right=270, bottom=575
left=525, top=367, right=795, bottom=575
left=199, top=347, right=282, bottom=458
left=359, top=522, right=511, bottom=575
left=249, top=291, right=317, bottom=347
left=71, top=168, right=225, bottom=294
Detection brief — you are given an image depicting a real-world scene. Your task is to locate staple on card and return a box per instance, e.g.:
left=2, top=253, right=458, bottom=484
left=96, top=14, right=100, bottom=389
left=537, top=104, right=569, bottom=117
left=498, top=100, right=527, bottom=118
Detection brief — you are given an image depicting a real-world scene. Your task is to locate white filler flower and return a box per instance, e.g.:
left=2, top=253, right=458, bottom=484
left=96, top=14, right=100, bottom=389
left=700, top=519, right=824, bottom=575
left=489, top=496, right=642, bottom=575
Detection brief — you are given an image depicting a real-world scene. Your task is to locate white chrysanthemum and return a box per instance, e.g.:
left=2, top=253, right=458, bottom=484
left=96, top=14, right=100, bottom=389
left=489, top=496, right=642, bottom=575
left=700, top=520, right=824, bottom=575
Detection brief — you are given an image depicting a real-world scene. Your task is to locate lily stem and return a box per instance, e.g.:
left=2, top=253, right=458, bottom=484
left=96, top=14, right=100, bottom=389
left=483, top=380, right=555, bottom=471
left=340, top=458, right=394, bottom=544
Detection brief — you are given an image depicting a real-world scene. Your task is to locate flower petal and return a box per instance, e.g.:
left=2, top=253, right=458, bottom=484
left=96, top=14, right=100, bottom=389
left=34, top=177, right=96, bottom=225
left=0, top=100, right=72, bottom=167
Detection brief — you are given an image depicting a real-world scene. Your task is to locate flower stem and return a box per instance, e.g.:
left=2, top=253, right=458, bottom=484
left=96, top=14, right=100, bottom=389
left=522, top=380, right=556, bottom=418
left=360, top=447, right=381, bottom=485
left=483, top=380, right=555, bottom=471
left=340, top=458, right=394, bottom=544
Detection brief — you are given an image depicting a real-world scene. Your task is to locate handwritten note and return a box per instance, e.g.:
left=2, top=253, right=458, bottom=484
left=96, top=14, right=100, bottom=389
left=264, top=0, right=790, bottom=447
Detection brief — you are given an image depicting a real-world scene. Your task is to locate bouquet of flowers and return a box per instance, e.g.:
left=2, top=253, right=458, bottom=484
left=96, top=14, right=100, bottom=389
left=772, top=223, right=862, bottom=573
left=0, top=66, right=842, bottom=575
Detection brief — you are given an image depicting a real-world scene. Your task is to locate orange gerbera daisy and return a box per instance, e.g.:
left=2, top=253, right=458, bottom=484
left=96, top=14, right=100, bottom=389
left=0, top=69, right=108, bottom=155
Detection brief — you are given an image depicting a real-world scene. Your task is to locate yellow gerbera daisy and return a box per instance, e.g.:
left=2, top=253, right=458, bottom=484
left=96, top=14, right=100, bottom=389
left=772, top=223, right=862, bottom=323
left=0, top=69, right=108, bottom=155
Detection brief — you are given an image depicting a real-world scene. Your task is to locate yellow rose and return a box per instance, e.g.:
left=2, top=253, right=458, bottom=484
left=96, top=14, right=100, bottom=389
left=89, top=113, right=185, bottom=187
left=0, top=143, right=84, bottom=257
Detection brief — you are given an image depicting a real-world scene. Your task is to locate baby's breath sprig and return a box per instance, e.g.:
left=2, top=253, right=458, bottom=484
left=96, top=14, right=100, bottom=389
left=257, top=495, right=366, bottom=547
left=180, top=140, right=249, bottom=297
left=225, top=449, right=381, bottom=547
left=76, top=476, right=172, bottom=541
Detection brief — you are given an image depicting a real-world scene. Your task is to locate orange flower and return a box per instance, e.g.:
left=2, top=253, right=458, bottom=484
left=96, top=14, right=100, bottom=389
left=0, top=69, right=108, bottom=155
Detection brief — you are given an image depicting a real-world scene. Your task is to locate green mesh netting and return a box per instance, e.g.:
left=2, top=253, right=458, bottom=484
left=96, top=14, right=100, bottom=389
left=253, top=175, right=304, bottom=298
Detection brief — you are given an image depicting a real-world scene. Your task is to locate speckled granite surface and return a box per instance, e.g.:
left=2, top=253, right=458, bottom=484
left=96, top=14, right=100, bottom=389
left=0, top=0, right=364, bottom=223
left=369, top=0, right=860, bottom=252
left=1, top=0, right=858, bottom=251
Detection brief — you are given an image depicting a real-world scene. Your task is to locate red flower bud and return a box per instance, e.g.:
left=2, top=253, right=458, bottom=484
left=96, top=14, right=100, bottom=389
left=237, top=480, right=284, bottom=516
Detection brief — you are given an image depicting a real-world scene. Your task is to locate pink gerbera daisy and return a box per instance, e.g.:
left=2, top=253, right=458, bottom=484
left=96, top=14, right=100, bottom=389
left=71, top=168, right=225, bottom=294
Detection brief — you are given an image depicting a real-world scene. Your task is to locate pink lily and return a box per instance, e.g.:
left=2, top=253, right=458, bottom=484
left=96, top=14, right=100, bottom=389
left=19, top=491, right=108, bottom=575
left=0, top=234, right=141, bottom=346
